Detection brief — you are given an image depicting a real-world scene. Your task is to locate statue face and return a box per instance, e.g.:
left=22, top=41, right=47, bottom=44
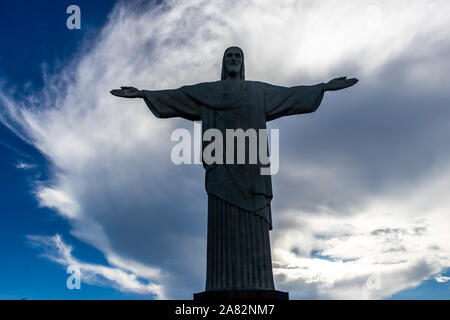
left=224, top=47, right=242, bottom=77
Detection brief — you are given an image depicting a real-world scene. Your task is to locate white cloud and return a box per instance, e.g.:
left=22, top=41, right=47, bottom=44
left=15, top=162, right=36, bottom=170
left=27, top=234, right=165, bottom=298
left=272, top=165, right=450, bottom=298
left=1, top=0, right=450, bottom=299
left=435, top=275, right=450, bottom=283
left=37, top=187, right=80, bottom=219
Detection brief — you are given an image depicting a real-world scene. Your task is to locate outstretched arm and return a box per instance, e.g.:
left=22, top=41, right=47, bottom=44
left=110, top=86, right=144, bottom=98
left=323, top=76, right=358, bottom=91
left=264, top=76, right=358, bottom=121
left=110, top=85, right=201, bottom=120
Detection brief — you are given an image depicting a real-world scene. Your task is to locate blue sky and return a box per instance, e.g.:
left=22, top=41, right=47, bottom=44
left=1, top=0, right=449, bottom=299
left=0, top=0, right=155, bottom=299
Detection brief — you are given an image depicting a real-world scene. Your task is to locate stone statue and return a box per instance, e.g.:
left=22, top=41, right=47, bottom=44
left=111, top=46, right=358, bottom=300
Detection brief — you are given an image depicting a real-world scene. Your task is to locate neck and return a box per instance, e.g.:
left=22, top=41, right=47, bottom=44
left=225, top=71, right=239, bottom=80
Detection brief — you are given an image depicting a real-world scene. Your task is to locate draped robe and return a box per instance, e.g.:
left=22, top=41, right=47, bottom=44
left=142, top=80, right=324, bottom=290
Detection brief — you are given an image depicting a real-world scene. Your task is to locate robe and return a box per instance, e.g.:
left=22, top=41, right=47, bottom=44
left=142, top=80, right=325, bottom=229
left=142, top=80, right=325, bottom=290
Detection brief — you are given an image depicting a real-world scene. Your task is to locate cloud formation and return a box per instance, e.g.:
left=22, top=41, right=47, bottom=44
left=1, top=0, right=450, bottom=298
left=27, top=234, right=165, bottom=297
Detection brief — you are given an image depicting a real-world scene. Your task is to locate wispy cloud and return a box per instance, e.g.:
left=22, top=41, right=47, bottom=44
left=1, top=0, right=450, bottom=298
left=435, top=275, right=450, bottom=283
left=15, top=161, right=36, bottom=170
left=27, top=234, right=165, bottom=297
left=0, top=139, right=34, bottom=161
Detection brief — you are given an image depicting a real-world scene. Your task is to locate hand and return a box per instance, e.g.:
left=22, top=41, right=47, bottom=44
left=324, top=77, right=358, bottom=91
left=110, top=86, right=143, bottom=98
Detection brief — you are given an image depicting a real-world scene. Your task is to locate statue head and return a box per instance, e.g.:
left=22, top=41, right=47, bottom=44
left=221, top=46, right=245, bottom=80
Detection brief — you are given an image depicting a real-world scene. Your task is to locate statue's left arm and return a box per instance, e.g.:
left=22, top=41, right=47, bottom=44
left=264, top=76, right=358, bottom=121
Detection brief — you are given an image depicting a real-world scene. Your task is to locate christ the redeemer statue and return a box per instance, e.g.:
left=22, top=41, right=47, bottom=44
left=111, top=46, right=358, bottom=300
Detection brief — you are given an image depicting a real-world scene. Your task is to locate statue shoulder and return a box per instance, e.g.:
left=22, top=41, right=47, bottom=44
left=245, top=80, right=272, bottom=88
left=177, top=81, right=218, bottom=95
left=181, top=80, right=223, bottom=91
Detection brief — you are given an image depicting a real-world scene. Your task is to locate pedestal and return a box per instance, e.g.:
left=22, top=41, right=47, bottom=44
left=193, top=290, right=289, bottom=301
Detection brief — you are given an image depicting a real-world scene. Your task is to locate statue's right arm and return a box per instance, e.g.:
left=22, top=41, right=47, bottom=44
left=110, top=85, right=201, bottom=120
left=110, top=86, right=144, bottom=98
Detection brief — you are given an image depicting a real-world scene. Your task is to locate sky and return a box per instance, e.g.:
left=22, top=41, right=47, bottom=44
left=0, top=0, right=449, bottom=300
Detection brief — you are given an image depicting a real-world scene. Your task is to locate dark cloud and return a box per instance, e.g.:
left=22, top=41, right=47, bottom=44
left=269, top=41, right=450, bottom=217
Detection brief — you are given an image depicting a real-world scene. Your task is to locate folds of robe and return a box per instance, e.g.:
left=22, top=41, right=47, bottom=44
left=142, top=80, right=325, bottom=229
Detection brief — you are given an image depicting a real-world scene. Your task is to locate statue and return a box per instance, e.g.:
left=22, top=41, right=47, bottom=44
left=111, top=46, right=358, bottom=300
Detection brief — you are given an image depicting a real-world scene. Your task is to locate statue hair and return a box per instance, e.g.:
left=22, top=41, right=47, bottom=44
left=221, top=46, right=245, bottom=80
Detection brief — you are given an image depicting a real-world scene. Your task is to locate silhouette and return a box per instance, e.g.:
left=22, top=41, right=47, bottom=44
left=111, top=46, right=358, bottom=299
